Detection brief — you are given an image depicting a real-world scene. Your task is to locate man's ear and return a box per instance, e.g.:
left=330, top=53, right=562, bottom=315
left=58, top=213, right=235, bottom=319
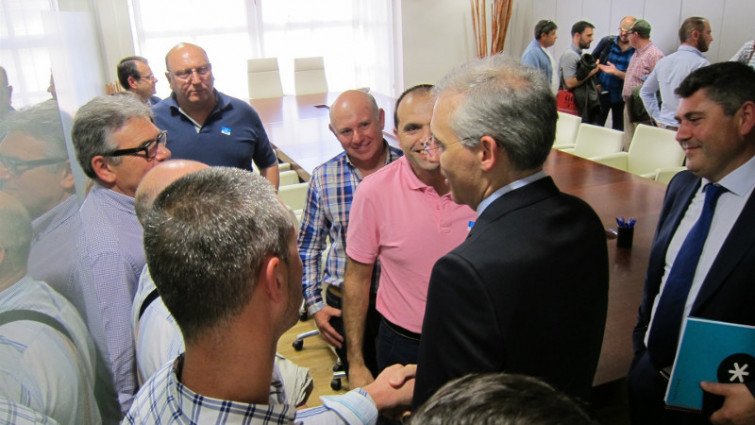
left=59, top=160, right=75, bottom=192
left=737, top=100, right=755, bottom=137
left=127, top=76, right=139, bottom=90
left=478, top=135, right=500, bottom=172
left=262, top=255, right=286, bottom=304
left=90, top=155, right=117, bottom=185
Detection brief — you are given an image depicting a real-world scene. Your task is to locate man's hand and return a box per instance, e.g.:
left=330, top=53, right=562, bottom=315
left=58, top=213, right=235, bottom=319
left=348, top=363, right=375, bottom=389
left=598, top=61, right=619, bottom=76
left=313, top=306, right=344, bottom=348
left=363, top=364, right=417, bottom=418
left=700, top=381, right=755, bottom=425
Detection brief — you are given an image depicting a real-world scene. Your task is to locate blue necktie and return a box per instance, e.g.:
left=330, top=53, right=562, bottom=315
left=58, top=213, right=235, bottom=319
left=647, top=183, right=727, bottom=369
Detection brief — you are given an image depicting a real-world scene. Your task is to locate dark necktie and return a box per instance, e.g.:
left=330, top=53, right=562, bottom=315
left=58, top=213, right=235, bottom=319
left=647, top=183, right=727, bottom=369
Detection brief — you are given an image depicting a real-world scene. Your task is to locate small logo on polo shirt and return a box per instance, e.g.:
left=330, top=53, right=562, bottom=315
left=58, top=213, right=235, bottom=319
left=221, top=126, right=231, bottom=135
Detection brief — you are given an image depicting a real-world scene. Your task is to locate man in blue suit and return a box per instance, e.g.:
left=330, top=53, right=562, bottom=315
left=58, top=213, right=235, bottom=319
left=627, top=62, right=755, bottom=425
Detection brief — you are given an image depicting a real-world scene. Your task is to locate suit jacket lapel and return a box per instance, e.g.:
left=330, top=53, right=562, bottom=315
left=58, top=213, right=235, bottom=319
left=693, top=188, right=755, bottom=311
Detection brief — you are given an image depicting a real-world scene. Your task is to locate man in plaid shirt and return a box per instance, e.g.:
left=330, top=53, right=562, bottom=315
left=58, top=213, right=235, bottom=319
left=298, top=90, right=402, bottom=376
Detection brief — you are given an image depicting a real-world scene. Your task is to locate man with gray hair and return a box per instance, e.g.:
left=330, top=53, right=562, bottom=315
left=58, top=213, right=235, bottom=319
left=117, top=56, right=161, bottom=105
left=0, top=66, right=13, bottom=122
left=640, top=17, right=713, bottom=130
left=127, top=167, right=417, bottom=423
left=0, top=101, right=81, bottom=312
left=412, top=55, right=609, bottom=408
left=71, top=94, right=171, bottom=418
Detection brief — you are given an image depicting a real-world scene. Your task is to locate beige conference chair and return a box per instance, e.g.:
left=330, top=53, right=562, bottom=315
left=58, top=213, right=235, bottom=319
left=559, top=124, right=624, bottom=159
left=247, top=58, right=284, bottom=99
left=279, top=170, right=300, bottom=186
left=591, top=124, right=684, bottom=179
left=552, top=112, right=582, bottom=150
left=293, top=56, right=328, bottom=95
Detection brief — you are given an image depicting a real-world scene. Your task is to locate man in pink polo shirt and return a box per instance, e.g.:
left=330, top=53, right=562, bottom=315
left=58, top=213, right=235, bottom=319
left=343, top=85, right=476, bottom=391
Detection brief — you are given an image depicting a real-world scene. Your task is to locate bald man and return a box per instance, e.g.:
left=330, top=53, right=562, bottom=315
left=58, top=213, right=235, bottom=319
left=298, top=90, right=403, bottom=376
left=152, top=42, right=279, bottom=188
left=130, top=159, right=208, bottom=382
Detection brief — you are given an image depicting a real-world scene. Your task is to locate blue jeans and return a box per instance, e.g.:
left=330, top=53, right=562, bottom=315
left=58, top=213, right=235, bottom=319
left=377, top=318, right=420, bottom=370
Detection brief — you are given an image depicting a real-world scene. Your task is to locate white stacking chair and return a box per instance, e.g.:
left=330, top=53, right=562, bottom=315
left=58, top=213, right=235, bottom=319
left=591, top=124, right=685, bottom=179
left=553, top=112, right=582, bottom=150
left=279, top=170, right=300, bottom=186
left=560, top=124, right=623, bottom=159
left=247, top=58, right=284, bottom=99
left=278, top=162, right=291, bottom=171
left=293, top=57, right=328, bottom=95
left=278, top=182, right=310, bottom=211
left=653, top=166, right=687, bottom=184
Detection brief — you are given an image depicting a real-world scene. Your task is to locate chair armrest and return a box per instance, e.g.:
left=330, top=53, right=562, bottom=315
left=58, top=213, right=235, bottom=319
left=653, top=166, right=687, bottom=184
left=553, top=142, right=576, bottom=150
left=590, top=152, right=629, bottom=171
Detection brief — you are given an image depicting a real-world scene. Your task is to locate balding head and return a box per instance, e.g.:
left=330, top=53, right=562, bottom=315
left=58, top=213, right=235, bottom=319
left=135, top=159, right=209, bottom=225
left=164, top=43, right=215, bottom=110
left=0, top=191, right=32, bottom=286
left=328, top=90, right=386, bottom=168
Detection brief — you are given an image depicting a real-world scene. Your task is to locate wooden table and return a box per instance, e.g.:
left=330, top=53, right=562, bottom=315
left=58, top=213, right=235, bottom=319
left=250, top=94, right=668, bottom=386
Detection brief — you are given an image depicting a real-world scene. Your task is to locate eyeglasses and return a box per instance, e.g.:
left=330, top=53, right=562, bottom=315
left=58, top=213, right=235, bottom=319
left=423, top=136, right=464, bottom=157
left=170, top=64, right=212, bottom=80
left=0, top=155, right=68, bottom=177
left=105, top=130, right=167, bottom=160
left=139, top=73, right=156, bottom=81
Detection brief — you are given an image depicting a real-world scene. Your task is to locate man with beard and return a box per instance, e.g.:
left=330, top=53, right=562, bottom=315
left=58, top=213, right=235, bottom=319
left=640, top=17, right=713, bottom=131
left=593, top=16, right=636, bottom=131
left=559, top=21, right=601, bottom=124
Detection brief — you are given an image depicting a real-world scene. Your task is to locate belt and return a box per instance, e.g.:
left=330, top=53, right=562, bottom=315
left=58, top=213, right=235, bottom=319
left=382, top=318, right=421, bottom=341
left=326, top=285, right=342, bottom=298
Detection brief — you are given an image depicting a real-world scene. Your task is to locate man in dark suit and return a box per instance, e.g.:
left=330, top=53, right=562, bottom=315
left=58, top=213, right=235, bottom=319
left=412, top=55, right=609, bottom=408
left=627, top=62, right=755, bottom=425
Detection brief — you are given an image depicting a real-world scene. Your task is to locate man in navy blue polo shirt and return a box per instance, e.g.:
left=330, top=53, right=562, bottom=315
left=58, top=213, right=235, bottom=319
left=153, top=43, right=279, bottom=189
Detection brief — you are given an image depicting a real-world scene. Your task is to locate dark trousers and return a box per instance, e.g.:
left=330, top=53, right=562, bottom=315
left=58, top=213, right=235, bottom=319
left=627, top=350, right=712, bottom=425
left=598, top=92, right=625, bottom=131
left=326, top=287, right=380, bottom=376
left=377, top=318, right=420, bottom=370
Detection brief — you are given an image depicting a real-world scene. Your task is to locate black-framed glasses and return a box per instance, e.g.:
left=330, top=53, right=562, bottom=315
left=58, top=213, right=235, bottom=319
left=0, top=155, right=68, bottom=177
left=105, top=130, right=167, bottom=160
left=170, top=64, right=212, bottom=80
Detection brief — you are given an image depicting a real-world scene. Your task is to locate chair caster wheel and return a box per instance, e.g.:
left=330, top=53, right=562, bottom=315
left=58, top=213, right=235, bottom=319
left=292, top=339, right=303, bottom=351
left=332, top=363, right=344, bottom=372
left=330, top=378, right=342, bottom=391
left=299, top=311, right=308, bottom=321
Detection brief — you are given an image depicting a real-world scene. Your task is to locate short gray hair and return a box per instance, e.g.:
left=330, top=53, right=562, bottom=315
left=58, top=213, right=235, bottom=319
left=143, top=167, right=295, bottom=344
left=433, top=54, right=556, bottom=171
left=0, top=100, right=67, bottom=159
left=71, top=95, right=152, bottom=179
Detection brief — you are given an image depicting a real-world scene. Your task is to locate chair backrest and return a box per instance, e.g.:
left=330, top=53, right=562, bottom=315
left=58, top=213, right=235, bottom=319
left=278, top=182, right=310, bottom=211
left=294, top=57, right=328, bottom=95
left=572, top=124, right=624, bottom=158
left=555, top=112, right=582, bottom=147
left=626, top=124, right=685, bottom=176
left=279, top=169, right=300, bottom=186
left=248, top=58, right=283, bottom=99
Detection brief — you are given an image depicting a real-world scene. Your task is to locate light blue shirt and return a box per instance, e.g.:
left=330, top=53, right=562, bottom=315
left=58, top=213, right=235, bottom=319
left=75, top=182, right=144, bottom=417
left=476, top=170, right=548, bottom=216
left=125, top=355, right=380, bottom=424
left=27, top=195, right=84, bottom=315
left=522, top=38, right=553, bottom=86
left=0, top=276, right=100, bottom=425
left=640, top=45, right=709, bottom=127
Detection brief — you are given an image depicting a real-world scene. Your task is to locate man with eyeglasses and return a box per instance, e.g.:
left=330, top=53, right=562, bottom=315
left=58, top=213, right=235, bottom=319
left=412, top=56, right=608, bottom=409
left=592, top=16, right=636, bottom=131
left=342, top=85, right=475, bottom=398
left=71, top=94, right=171, bottom=420
left=117, top=56, right=161, bottom=105
left=152, top=42, right=280, bottom=189
left=521, top=20, right=558, bottom=92
left=0, top=101, right=83, bottom=313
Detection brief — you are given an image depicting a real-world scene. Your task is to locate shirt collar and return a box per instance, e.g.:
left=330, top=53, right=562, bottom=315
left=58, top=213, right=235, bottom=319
left=677, top=44, right=705, bottom=58
left=477, top=170, right=547, bottom=215
left=707, top=155, right=755, bottom=198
